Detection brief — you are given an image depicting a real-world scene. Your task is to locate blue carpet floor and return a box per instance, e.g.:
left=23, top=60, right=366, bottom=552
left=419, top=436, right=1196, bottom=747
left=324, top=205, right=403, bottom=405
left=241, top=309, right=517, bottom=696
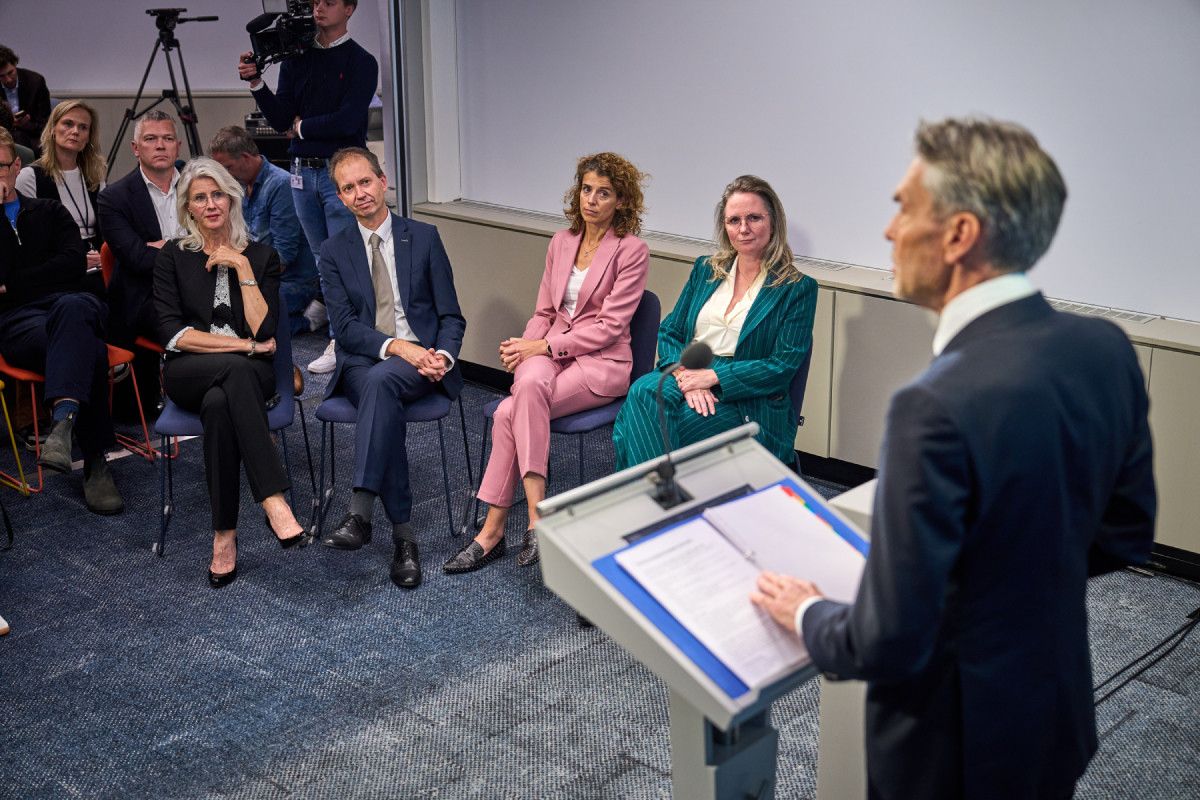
left=0, top=329, right=1196, bottom=798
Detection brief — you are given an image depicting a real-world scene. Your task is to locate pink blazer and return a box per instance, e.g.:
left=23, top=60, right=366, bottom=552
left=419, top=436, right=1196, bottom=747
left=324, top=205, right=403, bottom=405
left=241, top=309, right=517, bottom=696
left=523, top=227, right=650, bottom=397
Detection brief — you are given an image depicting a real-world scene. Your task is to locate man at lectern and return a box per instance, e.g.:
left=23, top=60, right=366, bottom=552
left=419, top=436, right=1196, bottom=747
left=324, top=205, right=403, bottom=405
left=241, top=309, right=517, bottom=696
left=752, top=117, right=1156, bottom=799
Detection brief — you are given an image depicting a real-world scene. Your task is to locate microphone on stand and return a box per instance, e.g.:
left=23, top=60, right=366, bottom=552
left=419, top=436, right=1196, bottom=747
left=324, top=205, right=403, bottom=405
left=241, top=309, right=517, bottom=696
left=653, top=341, right=714, bottom=508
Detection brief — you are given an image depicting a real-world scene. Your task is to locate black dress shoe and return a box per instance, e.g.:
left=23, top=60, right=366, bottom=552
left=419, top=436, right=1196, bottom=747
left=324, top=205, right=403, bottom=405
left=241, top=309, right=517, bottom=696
left=516, top=527, right=539, bottom=567
left=322, top=513, right=372, bottom=550
left=390, top=539, right=422, bottom=589
left=442, top=537, right=507, bottom=574
left=265, top=513, right=308, bottom=549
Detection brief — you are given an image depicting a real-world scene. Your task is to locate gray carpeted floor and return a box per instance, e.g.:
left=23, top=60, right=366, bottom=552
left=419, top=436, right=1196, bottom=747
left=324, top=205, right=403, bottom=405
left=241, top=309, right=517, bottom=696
left=0, top=329, right=1197, bottom=799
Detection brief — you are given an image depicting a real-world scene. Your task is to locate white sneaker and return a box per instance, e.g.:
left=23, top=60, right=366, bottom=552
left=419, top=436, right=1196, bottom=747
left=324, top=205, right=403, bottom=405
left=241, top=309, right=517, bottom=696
left=308, top=339, right=337, bottom=374
left=303, top=299, right=328, bottom=331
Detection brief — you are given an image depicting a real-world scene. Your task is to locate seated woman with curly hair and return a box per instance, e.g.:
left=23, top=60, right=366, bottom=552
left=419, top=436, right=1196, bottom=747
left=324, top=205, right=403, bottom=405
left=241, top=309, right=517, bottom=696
left=444, top=152, right=650, bottom=573
left=613, top=175, right=817, bottom=470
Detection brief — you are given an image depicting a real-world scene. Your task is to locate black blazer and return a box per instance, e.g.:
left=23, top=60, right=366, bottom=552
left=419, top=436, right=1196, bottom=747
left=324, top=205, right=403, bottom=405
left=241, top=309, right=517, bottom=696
left=153, top=240, right=281, bottom=354
left=10, top=67, right=50, bottom=150
left=803, top=294, right=1156, bottom=799
left=98, top=167, right=164, bottom=334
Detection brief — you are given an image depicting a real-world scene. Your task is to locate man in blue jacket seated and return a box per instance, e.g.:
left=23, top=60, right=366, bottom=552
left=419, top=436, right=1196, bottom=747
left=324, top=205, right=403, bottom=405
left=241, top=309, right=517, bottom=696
left=316, top=147, right=465, bottom=590
left=752, top=117, right=1156, bottom=800
left=237, top=0, right=378, bottom=376
left=210, top=126, right=320, bottom=337
left=0, top=128, right=123, bottom=514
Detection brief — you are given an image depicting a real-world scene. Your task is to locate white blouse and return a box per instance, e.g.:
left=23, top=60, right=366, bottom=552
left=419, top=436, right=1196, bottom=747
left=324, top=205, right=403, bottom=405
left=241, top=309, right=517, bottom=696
left=561, top=265, right=587, bottom=318
left=691, top=259, right=767, bottom=357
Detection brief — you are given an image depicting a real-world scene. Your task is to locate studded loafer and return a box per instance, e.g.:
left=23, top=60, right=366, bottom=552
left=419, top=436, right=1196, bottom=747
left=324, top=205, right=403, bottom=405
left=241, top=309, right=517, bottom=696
left=442, top=537, right=507, bottom=574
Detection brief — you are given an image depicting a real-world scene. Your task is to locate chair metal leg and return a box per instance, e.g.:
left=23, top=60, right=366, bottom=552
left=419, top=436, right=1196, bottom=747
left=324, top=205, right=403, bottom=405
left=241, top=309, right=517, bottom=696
left=460, top=414, right=491, bottom=536
left=435, top=417, right=454, bottom=537
left=155, top=432, right=171, bottom=556
left=458, top=396, right=473, bottom=488
left=0, top=386, right=31, bottom=496
left=279, top=428, right=294, bottom=508
left=295, top=398, right=320, bottom=535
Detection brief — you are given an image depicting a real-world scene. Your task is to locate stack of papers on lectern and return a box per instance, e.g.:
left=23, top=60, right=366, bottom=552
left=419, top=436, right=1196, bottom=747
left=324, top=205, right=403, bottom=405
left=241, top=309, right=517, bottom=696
left=614, top=482, right=866, bottom=691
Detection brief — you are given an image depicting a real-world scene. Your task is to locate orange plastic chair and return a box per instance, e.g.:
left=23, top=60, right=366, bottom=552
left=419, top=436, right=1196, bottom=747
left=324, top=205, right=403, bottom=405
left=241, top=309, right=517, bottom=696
left=0, top=376, right=33, bottom=495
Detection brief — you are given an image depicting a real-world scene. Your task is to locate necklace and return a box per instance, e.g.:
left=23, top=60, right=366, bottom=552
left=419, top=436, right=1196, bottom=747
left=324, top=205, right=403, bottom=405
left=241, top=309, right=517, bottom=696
left=580, top=236, right=603, bottom=260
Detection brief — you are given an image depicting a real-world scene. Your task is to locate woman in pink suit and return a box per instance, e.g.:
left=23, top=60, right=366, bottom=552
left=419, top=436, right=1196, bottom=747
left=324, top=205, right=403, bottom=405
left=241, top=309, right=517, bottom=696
left=444, top=152, right=649, bottom=573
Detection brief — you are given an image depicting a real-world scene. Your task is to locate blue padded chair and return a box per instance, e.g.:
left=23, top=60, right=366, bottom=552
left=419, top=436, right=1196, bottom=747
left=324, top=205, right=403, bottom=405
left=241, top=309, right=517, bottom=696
left=152, top=290, right=313, bottom=556
left=462, top=289, right=661, bottom=534
left=313, top=388, right=472, bottom=539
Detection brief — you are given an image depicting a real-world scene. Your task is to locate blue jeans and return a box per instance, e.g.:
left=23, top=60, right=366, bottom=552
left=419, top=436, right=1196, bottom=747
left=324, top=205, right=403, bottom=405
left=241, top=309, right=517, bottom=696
left=280, top=269, right=321, bottom=336
left=292, top=164, right=357, bottom=337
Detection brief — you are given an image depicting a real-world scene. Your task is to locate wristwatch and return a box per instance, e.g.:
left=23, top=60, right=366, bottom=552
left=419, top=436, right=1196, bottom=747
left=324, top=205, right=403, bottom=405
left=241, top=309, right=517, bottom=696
left=248, top=340, right=257, bottom=356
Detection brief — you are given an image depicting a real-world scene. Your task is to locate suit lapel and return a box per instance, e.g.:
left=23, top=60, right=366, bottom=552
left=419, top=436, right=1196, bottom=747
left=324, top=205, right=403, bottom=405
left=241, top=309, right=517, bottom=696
left=552, top=230, right=583, bottom=309
left=737, top=276, right=784, bottom=349
left=130, top=172, right=162, bottom=240
left=574, top=228, right=618, bottom=313
left=391, top=214, right=412, bottom=316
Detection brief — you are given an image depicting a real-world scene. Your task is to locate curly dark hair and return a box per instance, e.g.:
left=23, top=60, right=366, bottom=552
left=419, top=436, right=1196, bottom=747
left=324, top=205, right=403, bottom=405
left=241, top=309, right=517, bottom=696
left=562, top=152, right=647, bottom=237
left=0, top=46, right=17, bottom=69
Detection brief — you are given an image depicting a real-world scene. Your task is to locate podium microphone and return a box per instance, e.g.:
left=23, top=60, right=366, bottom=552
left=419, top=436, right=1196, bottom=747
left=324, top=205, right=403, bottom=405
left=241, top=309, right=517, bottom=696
left=653, top=341, right=713, bottom=508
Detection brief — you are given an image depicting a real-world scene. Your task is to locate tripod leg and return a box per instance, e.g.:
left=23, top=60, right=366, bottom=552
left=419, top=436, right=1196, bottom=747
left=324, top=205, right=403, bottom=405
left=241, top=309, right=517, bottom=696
left=106, top=39, right=164, bottom=177
left=167, top=41, right=204, bottom=157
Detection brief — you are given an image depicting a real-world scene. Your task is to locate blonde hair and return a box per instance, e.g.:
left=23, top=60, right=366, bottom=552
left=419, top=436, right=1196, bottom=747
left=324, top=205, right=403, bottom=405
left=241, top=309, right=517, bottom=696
left=709, top=175, right=799, bottom=287
left=175, top=157, right=249, bottom=252
left=36, top=100, right=107, bottom=191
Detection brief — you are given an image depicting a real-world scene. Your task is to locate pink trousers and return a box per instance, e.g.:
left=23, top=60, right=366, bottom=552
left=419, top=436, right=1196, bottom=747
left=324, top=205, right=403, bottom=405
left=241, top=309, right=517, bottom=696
left=477, top=356, right=610, bottom=507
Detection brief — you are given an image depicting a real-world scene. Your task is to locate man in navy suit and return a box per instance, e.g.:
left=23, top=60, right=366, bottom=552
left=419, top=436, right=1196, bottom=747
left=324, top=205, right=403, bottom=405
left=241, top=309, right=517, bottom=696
left=753, top=118, right=1156, bottom=799
left=97, top=110, right=185, bottom=346
left=317, top=147, right=465, bottom=589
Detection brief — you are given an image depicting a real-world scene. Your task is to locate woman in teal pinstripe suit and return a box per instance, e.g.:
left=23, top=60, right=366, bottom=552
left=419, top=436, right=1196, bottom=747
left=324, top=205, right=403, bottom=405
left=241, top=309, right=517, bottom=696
left=613, top=175, right=817, bottom=468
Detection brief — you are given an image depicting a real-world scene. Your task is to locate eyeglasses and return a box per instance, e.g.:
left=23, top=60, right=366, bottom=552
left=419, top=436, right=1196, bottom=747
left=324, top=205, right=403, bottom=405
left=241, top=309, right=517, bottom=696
left=189, top=190, right=228, bottom=206
left=0, top=160, right=16, bottom=172
left=724, top=213, right=768, bottom=228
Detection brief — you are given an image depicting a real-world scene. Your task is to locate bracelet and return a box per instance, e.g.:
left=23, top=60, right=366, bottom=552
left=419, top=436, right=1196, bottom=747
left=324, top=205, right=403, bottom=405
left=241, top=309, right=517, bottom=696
left=239, top=279, right=257, bottom=286
left=248, top=340, right=257, bottom=356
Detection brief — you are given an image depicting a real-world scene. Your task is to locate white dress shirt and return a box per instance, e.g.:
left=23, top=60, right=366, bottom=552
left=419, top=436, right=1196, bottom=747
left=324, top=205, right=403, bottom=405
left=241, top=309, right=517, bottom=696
left=793, top=271, right=1039, bottom=636
left=141, top=167, right=184, bottom=240
left=359, top=218, right=455, bottom=368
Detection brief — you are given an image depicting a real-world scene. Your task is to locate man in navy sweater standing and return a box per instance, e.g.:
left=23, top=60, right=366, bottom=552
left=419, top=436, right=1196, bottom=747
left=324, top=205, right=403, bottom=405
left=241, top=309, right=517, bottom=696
left=238, top=0, right=378, bottom=375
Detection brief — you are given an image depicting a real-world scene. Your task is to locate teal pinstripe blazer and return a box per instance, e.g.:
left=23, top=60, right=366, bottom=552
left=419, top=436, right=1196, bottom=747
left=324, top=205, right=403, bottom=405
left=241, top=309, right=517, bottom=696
left=658, top=256, right=818, bottom=462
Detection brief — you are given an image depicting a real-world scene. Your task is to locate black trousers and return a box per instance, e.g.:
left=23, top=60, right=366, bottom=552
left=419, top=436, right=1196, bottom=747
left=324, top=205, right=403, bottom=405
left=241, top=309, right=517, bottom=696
left=164, top=353, right=289, bottom=530
left=0, top=292, right=113, bottom=457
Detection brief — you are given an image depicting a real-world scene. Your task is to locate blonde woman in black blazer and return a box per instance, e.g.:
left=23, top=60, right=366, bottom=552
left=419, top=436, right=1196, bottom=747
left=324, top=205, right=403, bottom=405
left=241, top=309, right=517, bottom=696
left=154, top=157, right=306, bottom=588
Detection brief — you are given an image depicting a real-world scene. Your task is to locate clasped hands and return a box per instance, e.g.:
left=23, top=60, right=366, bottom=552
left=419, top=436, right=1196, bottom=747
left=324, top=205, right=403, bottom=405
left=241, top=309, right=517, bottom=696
left=389, top=339, right=449, bottom=382
left=498, top=337, right=549, bottom=372
left=673, top=366, right=719, bottom=417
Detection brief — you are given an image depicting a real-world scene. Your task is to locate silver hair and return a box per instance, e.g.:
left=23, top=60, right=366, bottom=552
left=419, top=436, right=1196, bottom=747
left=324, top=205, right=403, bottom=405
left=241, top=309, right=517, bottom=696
left=916, top=117, right=1067, bottom=272
left=175, top=157, right=249, bottom=252
left=132, top=109, right=178, bottom=141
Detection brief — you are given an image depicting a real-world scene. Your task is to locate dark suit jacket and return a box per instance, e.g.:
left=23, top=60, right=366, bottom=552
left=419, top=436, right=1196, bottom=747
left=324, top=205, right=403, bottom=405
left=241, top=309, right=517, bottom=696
left=0, top=194, right=87, bottom=314
left=803, top=294, right=1156, bottom=799
left=153, top=240, right=281, bottom=351
left=319, top=214, right=466, bottom=400
left=97, top=167, right=163, bottom=338
left=10, top=67, right=50, bottom=150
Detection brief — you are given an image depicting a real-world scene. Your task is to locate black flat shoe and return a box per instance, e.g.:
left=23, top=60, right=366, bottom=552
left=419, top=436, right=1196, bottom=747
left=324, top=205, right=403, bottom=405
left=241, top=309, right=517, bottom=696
left=208, top=565, right=237, bottom=588
left=322, top=513, right=372, bottom=550
left=442, top=537, right=506, bottom=574
left=516, top=527, right=539, bottom=567
left=265, top=513, right=307, bottom=549
left=390, top=539, right=422, bottom=589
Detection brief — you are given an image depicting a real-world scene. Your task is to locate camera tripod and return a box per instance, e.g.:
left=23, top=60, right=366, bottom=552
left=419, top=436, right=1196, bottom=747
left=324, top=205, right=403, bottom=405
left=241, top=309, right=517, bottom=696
left=105, top=8, right=218, bottom=178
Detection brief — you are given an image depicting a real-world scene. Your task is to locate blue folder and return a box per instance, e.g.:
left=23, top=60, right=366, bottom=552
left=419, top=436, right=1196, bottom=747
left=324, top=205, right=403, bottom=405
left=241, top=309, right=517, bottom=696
left=591, top=477, right=868, bottom=699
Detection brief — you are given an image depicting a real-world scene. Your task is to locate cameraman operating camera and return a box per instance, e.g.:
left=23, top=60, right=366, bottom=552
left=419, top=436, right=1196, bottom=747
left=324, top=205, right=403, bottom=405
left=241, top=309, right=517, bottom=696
left=238, top=0, right=377, bottom=374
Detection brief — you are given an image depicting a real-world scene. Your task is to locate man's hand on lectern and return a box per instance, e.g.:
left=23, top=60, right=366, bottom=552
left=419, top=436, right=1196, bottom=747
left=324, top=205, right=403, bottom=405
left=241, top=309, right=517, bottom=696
left=751, top=571, right=823, bottom=632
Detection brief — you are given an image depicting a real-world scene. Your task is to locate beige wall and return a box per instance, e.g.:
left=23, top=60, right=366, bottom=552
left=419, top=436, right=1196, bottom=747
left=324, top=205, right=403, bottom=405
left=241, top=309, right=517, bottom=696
left=416, top=207, right=1200, bottom=559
